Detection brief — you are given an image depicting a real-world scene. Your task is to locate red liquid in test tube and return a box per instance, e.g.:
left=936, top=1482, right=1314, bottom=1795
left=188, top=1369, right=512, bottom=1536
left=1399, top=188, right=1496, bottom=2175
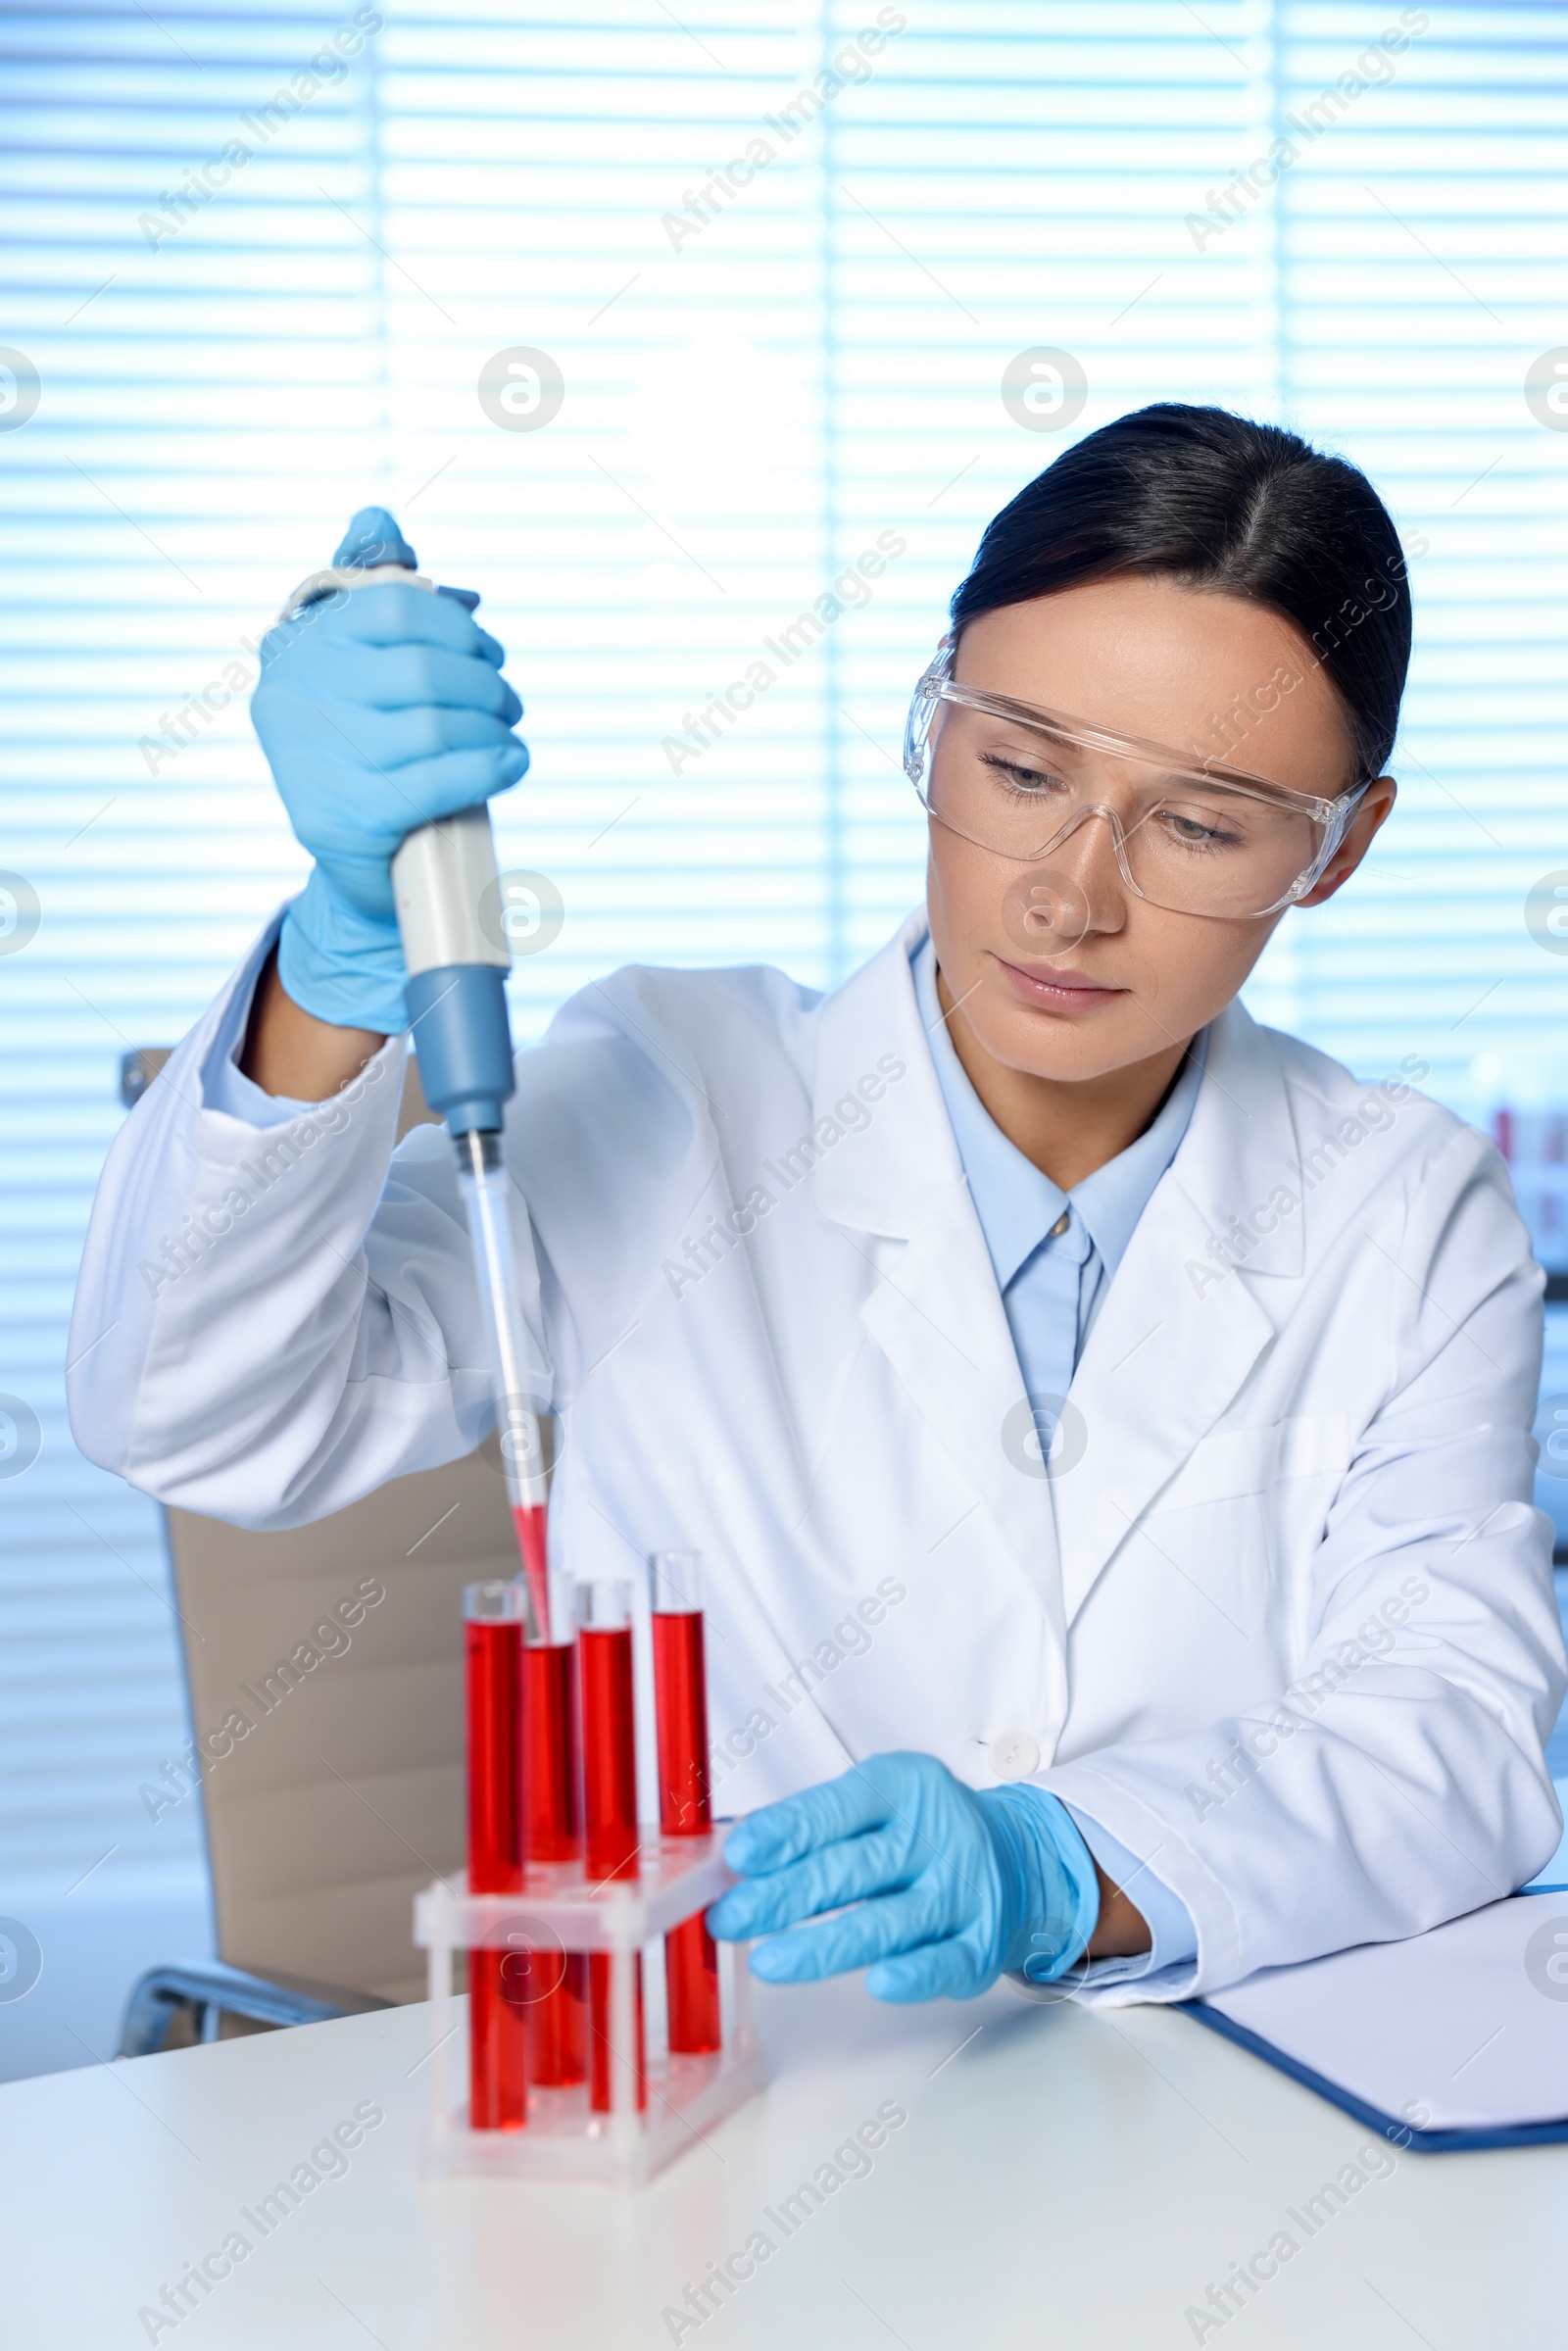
left=465, top=1581, right=528, bottom=2131
left=576, top=1579, right=646, bottom=2114
left=522, top=1634, right=587, bottom=2085
left=651, top=1549, right=721, bottom=2054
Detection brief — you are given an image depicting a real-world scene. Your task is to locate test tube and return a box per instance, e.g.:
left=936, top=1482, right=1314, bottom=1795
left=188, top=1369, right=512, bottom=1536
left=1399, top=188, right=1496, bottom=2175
left=650, top=1550, right=721, bottom=2054
left=576, top=1577, right=646, bottom=2113
left=523, top=1597, right=587, bottom=2086
left=465, top=1580, right=528, bottom=2131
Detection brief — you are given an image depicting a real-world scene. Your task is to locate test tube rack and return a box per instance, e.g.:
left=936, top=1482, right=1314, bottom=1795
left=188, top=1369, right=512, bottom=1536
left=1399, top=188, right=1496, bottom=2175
left=414, top=1828, right=767, bottom=2185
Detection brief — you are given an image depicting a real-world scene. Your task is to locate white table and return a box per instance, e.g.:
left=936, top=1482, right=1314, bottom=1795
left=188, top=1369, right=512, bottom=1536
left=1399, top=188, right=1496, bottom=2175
left=3, top=1974, right=1565, bottom=2349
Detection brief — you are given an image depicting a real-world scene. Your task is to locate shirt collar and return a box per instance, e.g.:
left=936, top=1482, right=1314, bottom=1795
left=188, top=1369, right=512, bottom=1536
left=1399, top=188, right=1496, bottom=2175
left=911, top=932, right=1207, bottom=1291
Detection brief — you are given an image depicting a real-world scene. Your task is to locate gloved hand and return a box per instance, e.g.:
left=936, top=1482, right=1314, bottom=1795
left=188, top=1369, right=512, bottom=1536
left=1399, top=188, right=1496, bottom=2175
left=706, top=1751, right=1101, bottom=2002
left=252, top=506, right=529, bottom=1035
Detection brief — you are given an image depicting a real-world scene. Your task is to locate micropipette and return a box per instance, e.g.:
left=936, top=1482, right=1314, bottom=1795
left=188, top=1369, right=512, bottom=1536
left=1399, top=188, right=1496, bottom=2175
left=279, top=540, right=552, bottom=1634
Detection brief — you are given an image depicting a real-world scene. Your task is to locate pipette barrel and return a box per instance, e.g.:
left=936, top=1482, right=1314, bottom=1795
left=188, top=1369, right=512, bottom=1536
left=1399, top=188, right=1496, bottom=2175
left=523, top=1636, right=587, bottom=2085
left=651, top=1550, right=722, bottom=2055
left=576, top=1579, right=645, bottom=2113
left=465, top=1581, right=528, bottom=2131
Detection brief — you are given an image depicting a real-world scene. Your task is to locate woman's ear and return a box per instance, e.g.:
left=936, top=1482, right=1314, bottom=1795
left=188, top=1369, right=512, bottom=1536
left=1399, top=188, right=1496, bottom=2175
left=1295, top=776, right=1396, bottom=907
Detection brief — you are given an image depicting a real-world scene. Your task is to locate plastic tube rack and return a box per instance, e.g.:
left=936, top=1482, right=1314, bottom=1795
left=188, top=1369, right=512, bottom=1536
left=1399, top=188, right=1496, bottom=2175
left=414, top=1830, right=766, bottom=2184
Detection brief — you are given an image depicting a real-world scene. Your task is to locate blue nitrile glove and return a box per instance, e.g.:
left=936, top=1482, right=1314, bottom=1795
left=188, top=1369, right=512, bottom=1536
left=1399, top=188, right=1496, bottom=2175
left=706, top=1752, right=1101, bottom=2002
left=252, top=506, right=529, bottom=1035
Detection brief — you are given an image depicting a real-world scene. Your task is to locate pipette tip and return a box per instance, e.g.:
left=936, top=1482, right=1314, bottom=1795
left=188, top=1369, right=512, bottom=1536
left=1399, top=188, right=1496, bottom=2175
left=512, top=1501, right=551, bottom=1641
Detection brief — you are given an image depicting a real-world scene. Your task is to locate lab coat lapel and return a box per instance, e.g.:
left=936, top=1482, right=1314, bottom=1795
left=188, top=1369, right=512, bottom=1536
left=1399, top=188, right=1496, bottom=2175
left=811, top=917, right=1069, bottom=1653
left=857, top=1185, right=1068, bottom=1625
left=1054, top=999, right=1302, bottom=1627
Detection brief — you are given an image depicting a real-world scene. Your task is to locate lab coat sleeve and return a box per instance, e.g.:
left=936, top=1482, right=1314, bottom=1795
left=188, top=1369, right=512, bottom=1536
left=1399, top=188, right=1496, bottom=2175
left=67, top=913, right=537, bottom=1529
left=197, top=939, right=326, bottom=1129
left=1062, top=1806, right=1198, bottom=1988
left=1039, top=1119, right=1568, bottom=2006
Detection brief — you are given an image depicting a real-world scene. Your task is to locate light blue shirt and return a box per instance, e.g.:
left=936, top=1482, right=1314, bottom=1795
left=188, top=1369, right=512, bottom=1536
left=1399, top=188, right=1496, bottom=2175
left=912, top=933, right=1204, bottom=1984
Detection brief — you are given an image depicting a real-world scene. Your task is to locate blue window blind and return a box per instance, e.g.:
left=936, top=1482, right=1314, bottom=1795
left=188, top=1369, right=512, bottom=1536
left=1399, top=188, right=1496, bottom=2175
left=2, top=1, right=1565, bottom=2068
left=1, top=0, right=398, bottom=2070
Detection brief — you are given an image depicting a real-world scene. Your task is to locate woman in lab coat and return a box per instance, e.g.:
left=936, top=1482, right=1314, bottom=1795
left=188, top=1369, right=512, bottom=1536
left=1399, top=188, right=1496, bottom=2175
left=70, top=405, right=1565, bottom=2006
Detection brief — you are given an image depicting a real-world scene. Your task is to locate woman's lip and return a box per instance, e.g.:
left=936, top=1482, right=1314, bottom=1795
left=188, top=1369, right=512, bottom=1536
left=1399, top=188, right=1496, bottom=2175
left=995, top=955, right=1126, bottom=1009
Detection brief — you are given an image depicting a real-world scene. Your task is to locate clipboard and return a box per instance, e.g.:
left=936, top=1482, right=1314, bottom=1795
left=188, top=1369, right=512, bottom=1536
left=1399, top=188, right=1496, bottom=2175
left=1179, top=1889, right=1568, bottom=2152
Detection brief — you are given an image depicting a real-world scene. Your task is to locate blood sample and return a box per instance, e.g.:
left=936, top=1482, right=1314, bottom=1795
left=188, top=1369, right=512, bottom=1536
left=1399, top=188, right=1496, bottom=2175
left=523, top=1630, right=587, bottom=2085
left=576, top=1578, right=645, bottom=2113
left=651, top=1549, right=721, bottom=2055
left=465, top=1580, right=528, bottom=2131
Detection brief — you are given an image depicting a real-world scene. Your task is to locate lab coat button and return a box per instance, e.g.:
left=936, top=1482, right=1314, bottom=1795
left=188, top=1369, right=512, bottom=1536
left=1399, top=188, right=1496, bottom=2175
left=988, top=1729, right=1041, bottom=1780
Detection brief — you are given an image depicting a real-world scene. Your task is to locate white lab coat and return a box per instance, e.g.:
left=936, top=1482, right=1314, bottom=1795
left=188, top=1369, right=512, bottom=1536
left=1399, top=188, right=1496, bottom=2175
left=70, top=908, right=1566, bottom=2002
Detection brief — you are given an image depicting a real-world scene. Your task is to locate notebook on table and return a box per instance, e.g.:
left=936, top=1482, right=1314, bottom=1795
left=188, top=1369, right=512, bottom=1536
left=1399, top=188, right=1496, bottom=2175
left=1182, top=1878, right=1568, bottom=2152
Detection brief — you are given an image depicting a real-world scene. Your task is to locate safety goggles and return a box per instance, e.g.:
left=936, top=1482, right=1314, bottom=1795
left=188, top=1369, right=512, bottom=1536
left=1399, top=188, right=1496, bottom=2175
left=903, top=642, right=1370, bottom=922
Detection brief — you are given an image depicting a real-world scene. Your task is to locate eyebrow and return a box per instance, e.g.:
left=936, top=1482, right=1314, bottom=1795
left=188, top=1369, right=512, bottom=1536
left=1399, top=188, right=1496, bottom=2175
left=945, top=681, right=1363, bottom=817
left=982, top=712, right=1253, bottom=793
left=966, top=699, right=1335, bottom=808
left=983, top=718, right=1081, bottom=758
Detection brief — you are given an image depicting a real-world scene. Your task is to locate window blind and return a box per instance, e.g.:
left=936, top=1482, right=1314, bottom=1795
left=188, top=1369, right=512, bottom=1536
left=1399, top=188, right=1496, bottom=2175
left=1, top=0, right=390, bottom=2071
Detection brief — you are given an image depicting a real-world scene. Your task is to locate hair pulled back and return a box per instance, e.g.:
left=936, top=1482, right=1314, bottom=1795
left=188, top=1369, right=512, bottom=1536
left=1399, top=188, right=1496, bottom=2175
left=951, top=403, right=1412, bottom=780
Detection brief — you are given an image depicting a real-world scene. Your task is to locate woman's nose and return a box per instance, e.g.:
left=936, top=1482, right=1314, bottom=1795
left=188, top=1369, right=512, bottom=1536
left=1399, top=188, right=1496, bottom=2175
left=1017, top=806, right=1129, bottom=948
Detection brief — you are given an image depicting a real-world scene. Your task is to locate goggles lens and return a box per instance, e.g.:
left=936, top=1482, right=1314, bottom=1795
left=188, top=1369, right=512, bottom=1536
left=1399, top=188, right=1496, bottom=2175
left=904, top=656, right=1364, bottom=921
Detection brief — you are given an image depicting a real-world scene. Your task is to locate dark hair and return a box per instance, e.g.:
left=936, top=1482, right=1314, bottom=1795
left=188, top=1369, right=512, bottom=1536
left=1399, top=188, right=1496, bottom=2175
left=950, top=404, right=1413, bottom=780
